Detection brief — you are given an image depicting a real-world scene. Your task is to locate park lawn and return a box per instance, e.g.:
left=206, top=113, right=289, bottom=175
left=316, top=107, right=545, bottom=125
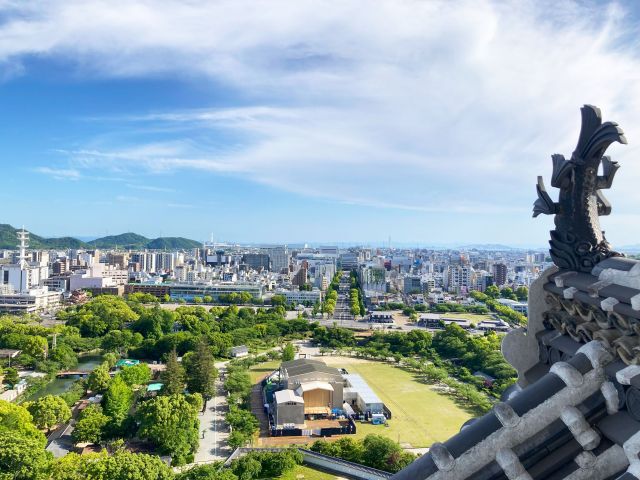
left=277, top=465, right=338, bottom=480
left=248, top=360, right=281, bottom=383
left=323, top=357, right=473, bottom=447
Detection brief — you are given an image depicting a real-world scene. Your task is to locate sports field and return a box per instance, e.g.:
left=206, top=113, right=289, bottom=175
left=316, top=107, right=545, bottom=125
left=322, top=357, right=473, bottom=447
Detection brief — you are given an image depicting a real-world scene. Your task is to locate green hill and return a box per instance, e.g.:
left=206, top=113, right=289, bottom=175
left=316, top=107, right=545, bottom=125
left=146, top=237, right=201, bottom=250
left=0, top=224, right=87, bottom=249
left=0, top=224, right=200, bottom=250
left=88, top=233, right=150, bottom=249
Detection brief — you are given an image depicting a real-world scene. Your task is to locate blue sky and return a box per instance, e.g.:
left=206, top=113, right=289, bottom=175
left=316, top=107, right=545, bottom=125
left=1, top=0, right=639, bottom=246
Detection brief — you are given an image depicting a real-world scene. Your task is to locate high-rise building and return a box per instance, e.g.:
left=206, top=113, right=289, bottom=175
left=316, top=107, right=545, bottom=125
left=492, top=263, right=508, bottom=286
left=292, top=266, right=308, bottom=287
left=107, top=252, right=129, bottom=269
left=155, top=252, right=176, bottom=272
left=266, top=246, right=289, bottom=273
left=403, top=275, right=422, bottom=294
left=243, top=253, right=270, bottom=271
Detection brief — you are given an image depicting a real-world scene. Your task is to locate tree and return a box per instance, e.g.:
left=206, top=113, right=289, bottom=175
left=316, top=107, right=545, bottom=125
left=25, top=395, right=71, bottom=433
left=102, top=375, right=133, bottom=425
left=137, top=394, right=200, bottom=465
left=227, top=430, right=250, bottom=449
left=72, top=404, right=109, bottom=445
left=226, top=406, right=258, bottom=440
left=177, top=463, right=238, bottom=480
left=224, top=370, right=252, bottom=399
left=362, top=434, right=413, bottom=472
left=485, top=285, right=500, bottom=299
left=87, top=362, right=111, bottom=393
left=103, top=352, right=119, bottom=369
left=120, top=363, right=152, bottom=387
left=3, top=367, right=19, bottom=387
left=231, top=454, right=261, bottom=480
left=515, top=286, right=529, bottom=301
left=0, top=400, right=50, bottom=478
left=270, top=295, right=286, bottom=306
left=49, top=344, right=78, bottom=370
left=63, top=295, right=139, bottom=337
left=49, top=451, right=174, bottom=480
left=500, top=287, right=517, bottom=301
left=101, top=329, right=143, bottom=356
left=162, top=349, right=186, bottom=395
left=0, top=430, right=51, bottom=480
left=281, top=342, right=295, bottom=362
left=184, top=340, right=218, bottom=399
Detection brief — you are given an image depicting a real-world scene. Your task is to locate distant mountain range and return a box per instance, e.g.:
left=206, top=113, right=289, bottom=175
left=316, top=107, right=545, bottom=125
left=0, top=224, right=201, bottom=250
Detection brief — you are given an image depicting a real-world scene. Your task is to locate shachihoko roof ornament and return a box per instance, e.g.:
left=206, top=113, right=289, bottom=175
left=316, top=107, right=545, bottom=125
left=533, top=105, right=627, bottom=272
left=391, top=106, right=640, bottom=480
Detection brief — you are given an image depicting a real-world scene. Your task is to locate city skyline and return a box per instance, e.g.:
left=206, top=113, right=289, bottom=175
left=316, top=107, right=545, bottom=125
left=1, top=1, right=640, bottom=245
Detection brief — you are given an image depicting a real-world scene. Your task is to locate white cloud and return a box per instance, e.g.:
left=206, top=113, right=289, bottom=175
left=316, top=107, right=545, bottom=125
left=11, top=0, right=640, bottom=239
left=126, top=183, right=175, bottom=193
left=34, top=166, right=81, bottom=180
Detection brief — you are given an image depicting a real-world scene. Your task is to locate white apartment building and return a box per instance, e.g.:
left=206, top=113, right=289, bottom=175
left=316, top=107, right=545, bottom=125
left=0, top=262, right=48, bottom=293
left=445, top=265, right=472, bottom=293
left=0, top=287, right=62, bottom=314
left=69, top=264, right=128, bottom=290
left=276, top=288, right=322, bottom=305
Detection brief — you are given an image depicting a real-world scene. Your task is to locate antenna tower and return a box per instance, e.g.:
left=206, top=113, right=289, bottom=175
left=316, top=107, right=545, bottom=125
left=17, top=227, right=29, bottom=269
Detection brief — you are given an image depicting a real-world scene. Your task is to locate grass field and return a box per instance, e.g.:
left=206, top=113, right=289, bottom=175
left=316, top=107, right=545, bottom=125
left=434, top=312, right=494, bottom=322
left=277, top=465, right=338, bottom=480
left=322, top=357, right=473, bottom=448
left=248, top=360, right=280, bottom=383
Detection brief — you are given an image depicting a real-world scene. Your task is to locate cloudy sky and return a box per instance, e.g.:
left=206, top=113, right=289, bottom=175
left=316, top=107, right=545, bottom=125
left=1, top=0, right=639, bottom=246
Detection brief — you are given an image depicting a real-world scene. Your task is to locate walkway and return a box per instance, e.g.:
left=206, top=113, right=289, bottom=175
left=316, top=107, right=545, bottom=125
left=193, top=362, right=231, bottom=463
left=251, top=381, right=270, bottom=443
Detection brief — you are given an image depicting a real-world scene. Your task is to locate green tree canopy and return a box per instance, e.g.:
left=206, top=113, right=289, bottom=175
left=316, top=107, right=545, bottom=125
left=515, top=286, right=529, bottom=301
left=485, top=285, right=500, bottom=298
left=281, top=342, right=295, bottom=362
left=72, top=404, right=109, bottom=445
left=184, top=340, right=218, bottom=399
left=162, top=349, right=186, bottom=395
left=0, top=400, right=44, bottom=442
left=102, top=375, right=133, bottom=425
left=61, top=296, right=139, bottom=337
left=0, top=430, right=51, bottom=480
left=49, top=451, right=174, bottom=480
left=25, top=395, right=71, bottom=433
left=177, top=463, right=237, bottom=480
left=224, top=370, right=252, bottom=399
left=2, top=367, right=19, bottom=387
left=49, top=344, right=79, bottom=370
left=120, top=363, right=152, bottom=387
left=87, top=362, right=112, bottom=393
left=137, top=394, right=200, bottom=465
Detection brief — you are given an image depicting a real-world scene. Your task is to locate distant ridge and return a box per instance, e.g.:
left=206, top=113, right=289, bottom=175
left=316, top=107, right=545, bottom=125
left=88, top=233, right=150, bottom=249
left=0, top=224, right=201, bottom=250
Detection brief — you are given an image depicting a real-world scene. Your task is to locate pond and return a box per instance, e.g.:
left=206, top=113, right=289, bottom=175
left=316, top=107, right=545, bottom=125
left=29, top=354, right=103, bottom=400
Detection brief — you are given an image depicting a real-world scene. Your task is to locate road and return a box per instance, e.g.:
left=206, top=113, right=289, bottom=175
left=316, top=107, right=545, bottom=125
left=331, top=272, right=356, bottom=324
left=194, top=361, right=231, bottom=463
